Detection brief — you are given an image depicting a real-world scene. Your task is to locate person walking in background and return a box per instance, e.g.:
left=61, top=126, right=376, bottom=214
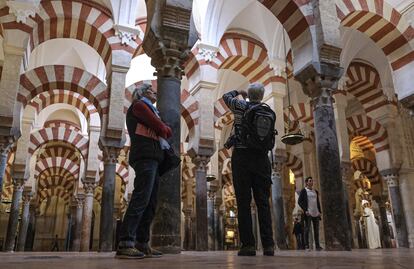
left=298, top=176, right=323, bottom=251
left=293, top=218, right=304, bottom=250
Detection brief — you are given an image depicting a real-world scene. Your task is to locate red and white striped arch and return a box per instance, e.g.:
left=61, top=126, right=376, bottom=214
left=44, top=120, right=81, bottom=132
left=37, top=142, right=81, bottom=163
left=346, top=114, right=389, bottom=153
left=352, top=157, right=380, bottom=184
left=351, top=135, right=376, bottom=161
left=286, top=152, right=303, bottom=182
left=181, top=89, right=200, bottom=134
left=37, top=169, right=77, bottom=193
left=28, top=90, right=99, bottom=124
left=212, top=33, right=282, bottom=85
left=38, top=186, right=72, bottom=204
left=29, top=127, right=89, bottom=158
left=35, top=157, right=80, bottom=179
left=346, top=62, right=392, bottom=114
left=19, top=65, right=108, bottom=117
left=214, top=97, right=233, bottom=130
left=259, top=0, right=313, bottom=48
left=336, top=0, right=414, bottom=71
left=223, top=183, right=236, bottom=209
left=284, top=102, right=314, bottom=127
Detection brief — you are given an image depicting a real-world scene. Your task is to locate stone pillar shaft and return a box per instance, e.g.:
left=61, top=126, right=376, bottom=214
left=207, top=184, right=217, bottom=250
left=272, top=153, right=287, bottom=250
left=71, top=195, right=84, bottom=251
left=183, top=208, right=192, bottom=250
left=0, top=140, right=13, bottom=202
left=5, top=178, right=24, bottom=251
left=194, top=156, right=209, bottom=251
left=80, top=181, right=96, bottom=252
left=99, top=146, right=119, bottom=252
left=17, top=190, right=32, bottom=251
left=383, top=172, right=409, bottom=248
left=150, top=77, right=182, bottom=253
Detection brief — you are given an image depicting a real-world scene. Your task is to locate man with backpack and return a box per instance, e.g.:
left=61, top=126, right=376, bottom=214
left=222, top=82, right=277, bottom=256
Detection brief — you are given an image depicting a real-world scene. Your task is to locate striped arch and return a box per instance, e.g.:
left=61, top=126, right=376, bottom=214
left=37, top=142, right=81, bottom=164
left=284, top=103, right=315, bottom=143
left=346, top=62, right=391, bottom=113
left=212, top=33, right=283, bottom=85
left=223, top=183, right=236, bottom=209
left=3, top=150, right=15, bottom=201
left=44, top=120, right=81, bottom=132
left=37, top=170, right=76, bottom=193
left=181, top=89, right=200, bottom=135
left=35, top=157, right=80, bottom=179
left=219, top=148, right=232, bottom=186
left=259, top=0, right=313, bottom=49
left=352, top=158, right=380, bottom=184
left=29, top=127, right=89, bottom=158
left=336, top=0, right=414, bottom=70
left=19, top=65, right=109, bottom=117
left=28, top=90, right=99, bottom=124
left=38, top=186, right=72, bottom=204
left=347, top=114, right=389, bottom=153
left=214, top=97, right=233, bottom=130
left=285, top=152, right=303, bottom=182
left=350, top=135, right=376, bottom=162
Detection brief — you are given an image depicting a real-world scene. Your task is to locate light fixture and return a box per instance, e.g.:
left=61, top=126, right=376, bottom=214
left=281, top=29, right=304, bottom=145
left=206, top=174, right=216, bottom=182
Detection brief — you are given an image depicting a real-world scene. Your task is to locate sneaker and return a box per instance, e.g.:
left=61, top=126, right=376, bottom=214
left=263, top=246, right=274, bottom=256
left=237, top=246, right=256, bottom=256
left=136, top=242, right=163, bottom=258
left=316, top=246, right=323, bottom=251
left=115, top=247, right=145, bottom=259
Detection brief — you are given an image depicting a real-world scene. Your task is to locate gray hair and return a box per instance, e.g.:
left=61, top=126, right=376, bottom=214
left=132, top=83, right=152, bottom=101
left=247, top=82, right=265, bottom=102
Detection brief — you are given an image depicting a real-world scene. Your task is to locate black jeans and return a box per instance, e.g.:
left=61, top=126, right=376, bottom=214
left=231, top=148, right=274, bottom=248
left=295, top=234, right=303, bottom=250
left=304, top=215, right=321, bottom=249
left=118, top=160, right=160, bottom=247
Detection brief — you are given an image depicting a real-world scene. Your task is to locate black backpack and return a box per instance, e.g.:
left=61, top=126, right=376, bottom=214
left=240, top=103, right=277, bottom=152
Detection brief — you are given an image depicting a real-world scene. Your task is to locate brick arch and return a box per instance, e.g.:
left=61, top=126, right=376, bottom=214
left=286, top=152, right=303, bottom=183
left=351, top=135, right=376, bottom=162
left=346, top=114, right=389, bottom=153
left=214, top=33, right=284, bottom=86
left=37, top=142, right=81, bottom=164
left=223, top=183, right=236, bottom=209
left=37, top=168, right=77, bottom=193
left=28, top=90, right=99, bottom=125
left=214, top=97, right=232, bottom=130
left=35, top=157, right=80, bottom=179
left=44, top=120, right=81, bottom=132
left=29, top=127, right=89, bottom=159
left=259, top=0, right=313, bottom=52
left=38, top=186, right=72, bottom=204
left=336, top=0, right=414, bottom=71
left=19, top=65, right=108, bottom=118
left=352, top=157, right=380, bottom=184
left=346, top=62, right=392, bottom=114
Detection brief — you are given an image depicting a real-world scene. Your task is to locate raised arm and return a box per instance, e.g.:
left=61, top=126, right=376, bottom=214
left=222, top=90, right=248, bottom=112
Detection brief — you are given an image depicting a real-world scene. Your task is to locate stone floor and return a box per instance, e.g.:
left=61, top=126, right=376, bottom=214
left=0, top=249, right=413, bottom=269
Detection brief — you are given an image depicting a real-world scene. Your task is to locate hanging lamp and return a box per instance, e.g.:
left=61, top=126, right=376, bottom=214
left=280, top=30, right=304, bottom=146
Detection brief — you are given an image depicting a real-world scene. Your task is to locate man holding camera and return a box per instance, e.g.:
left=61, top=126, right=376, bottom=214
left=222, top=83, right=275, bottom=256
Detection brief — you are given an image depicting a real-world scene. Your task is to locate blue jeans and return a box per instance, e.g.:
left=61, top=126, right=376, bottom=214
left=118, top=160, right=160, bottom=248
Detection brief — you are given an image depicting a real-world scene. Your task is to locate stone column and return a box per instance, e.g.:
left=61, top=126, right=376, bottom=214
left=296, top=63, right=352, bottom=250
left=193, top=156, right=209, bottom=251
left=99, top=145, right=120, bottom=252
left=214, top=197, right=224, bottom=250
left=25, top=203, right=38, bottom=251
left=4, top=177, right=25, bottom=251
left=373, top=195, right=392, bottom=248
left=207, top=183, right=217, bottom=250
left=80, top=180, right=96, bottom=252
left=183, top=208, right=193, bottom=250
left=71, top=194, right=84, bottom=251
left=17, top=188, right=32, bottom=251
left=381, top=170, right=409, bottom=248
left=272, top=151, right=288, bottom=250
left=340, top=161, right=354, bottom=248
left=0, top=140, right=13, bottom=202
left=144, top=0, right=195, bottom=253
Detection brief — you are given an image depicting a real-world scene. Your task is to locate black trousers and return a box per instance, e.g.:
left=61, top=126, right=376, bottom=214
left=118, top=160, right=160, bottom=247
left=295, top=234, right=303, bottom=250
left=231, top=148, right=274, bottom=248
left=304, top=216, right=321, bottom=249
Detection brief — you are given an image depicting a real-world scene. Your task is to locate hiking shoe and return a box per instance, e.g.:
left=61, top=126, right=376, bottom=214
left=237, top=246, right=256, bottom=256
left=136, top=242, right=163, bottom=258
left=263, top=246, right=274, bottom=256
left=115, top=247, right=145, bottom=259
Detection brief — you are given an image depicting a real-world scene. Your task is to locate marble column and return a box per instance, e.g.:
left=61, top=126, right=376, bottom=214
left=71, top=194, right=84, bottom=251
left=214, top=197, right=224, bottom=250
left=340, top=161, right=354, bottom=248
left=193, top=156, right=209, bottom=251
left=17, top=188, right=32, bottom=251
left=207, top=183, right=217, bottom=250
left=4, top=177, right=25, bottom=251
left=183, top=208, right=193, bottom=250
left=80, top=180, right=96, bottom=252
left=99, top=146, right=120, bottom=252
left=272, top=153, right=288, bottom=250
left=296, top=64, right=352, bottom=250
left=0, top=141, right=12, bottom=202
left=25, top=203, right=37, bottom=251
left=381, top=170, right=409, bottom=248
left=373, top=195, right=392, bottom=248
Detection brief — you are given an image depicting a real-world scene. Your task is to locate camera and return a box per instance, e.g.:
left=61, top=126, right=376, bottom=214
left=224, top=135, right=237, bottom=149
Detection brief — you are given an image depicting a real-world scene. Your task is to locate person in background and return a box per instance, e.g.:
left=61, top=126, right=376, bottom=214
left=293, top=218, right=304, bottom=250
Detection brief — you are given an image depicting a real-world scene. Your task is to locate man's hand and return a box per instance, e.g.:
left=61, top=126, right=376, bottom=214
left=239, top=90, right=247, bottom=99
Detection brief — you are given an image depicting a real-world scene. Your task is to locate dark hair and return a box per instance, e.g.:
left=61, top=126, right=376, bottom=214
left=305, top=176, right=312, bottom=183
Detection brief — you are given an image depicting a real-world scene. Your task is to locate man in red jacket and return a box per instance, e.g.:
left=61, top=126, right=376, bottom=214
left=116, top=83, right=172, bottom=259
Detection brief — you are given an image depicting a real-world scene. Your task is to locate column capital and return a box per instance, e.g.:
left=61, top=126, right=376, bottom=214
left=82, top=180, right=97, bottom=195
left=12, top=177, right=25, bottom=189
left=182, top=207, right=192, bottom=217
left=113, top=24, right=139, bottom=46
left=22, top=187, right=33, bottom=204
left=273, top=149, right=287, bottom=174
left=0, top=136, right=15, bottom=156
left=193, top=155, right=210, bottom=172
left=100, top=145, right=121, bottom=164
left=74, top=193, right=85, bottom=208
left=6, top=0, right=40, bottom=24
